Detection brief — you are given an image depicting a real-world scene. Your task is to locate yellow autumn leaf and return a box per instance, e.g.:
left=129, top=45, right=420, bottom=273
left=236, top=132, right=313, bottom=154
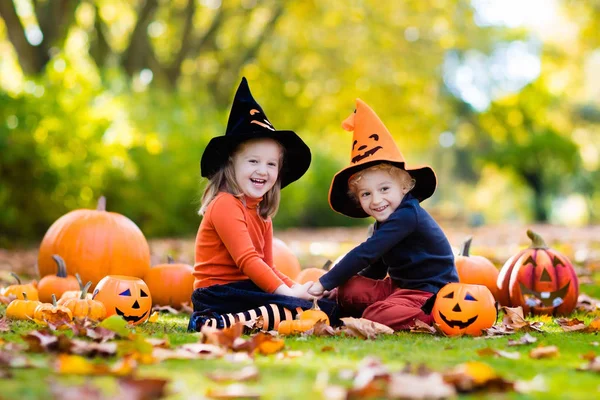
left=461, top=361, right=498, bottom=385
left=54, top=354, right=106, bottom=375
left=148, top=311, right=159, bottom=323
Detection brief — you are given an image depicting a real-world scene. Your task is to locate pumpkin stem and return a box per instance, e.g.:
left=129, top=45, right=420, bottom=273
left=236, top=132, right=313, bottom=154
left=527, top=229, right=549, bottom=249
left=52, top=294, right=58, bottom=307
left=97, top=196, right=106, bottom=211
left=52, top=255, right=68, bottom=278
left=322, top=260, right=332, bottom=270
left=10, top=272, right=21, bottom=285
left=22, top=292, right=28, bottom=301
left=459, top=237, right=473, bottom=257
left=312, top=297, right=321, bottom=311
left=75, top=273, right=83, bottom=290
left=167, top=255, right=174, bottom=264
left=80, top=282, right=92, bottom=299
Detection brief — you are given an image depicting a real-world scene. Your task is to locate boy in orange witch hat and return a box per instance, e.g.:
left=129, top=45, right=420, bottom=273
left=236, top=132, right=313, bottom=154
left=308, top=99, right=458, bottom=330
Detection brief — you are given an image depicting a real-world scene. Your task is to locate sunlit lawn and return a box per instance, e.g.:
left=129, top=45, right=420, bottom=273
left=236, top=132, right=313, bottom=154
left=3, top=282, right=600, bottom=400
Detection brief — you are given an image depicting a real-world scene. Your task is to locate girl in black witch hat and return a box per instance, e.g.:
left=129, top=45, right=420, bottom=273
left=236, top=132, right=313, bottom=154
left=187, top=78, right=339, bottom=331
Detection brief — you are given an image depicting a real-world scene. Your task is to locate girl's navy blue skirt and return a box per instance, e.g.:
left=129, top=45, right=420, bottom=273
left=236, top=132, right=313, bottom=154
left=187, top=280, right=340, bottom=331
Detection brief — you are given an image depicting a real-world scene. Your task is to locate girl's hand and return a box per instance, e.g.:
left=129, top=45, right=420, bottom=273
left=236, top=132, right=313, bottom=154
left=307, top=281, right=325, bottom=297
left=289, top=281, right=315, bottom=301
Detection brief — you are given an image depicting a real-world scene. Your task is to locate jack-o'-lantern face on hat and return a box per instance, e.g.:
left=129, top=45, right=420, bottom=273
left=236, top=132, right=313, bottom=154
left=432, top=283, right=497, bottom=336
left=92, top=275, right=152, bottom=325
left=249, top=109, right=275, bottom=131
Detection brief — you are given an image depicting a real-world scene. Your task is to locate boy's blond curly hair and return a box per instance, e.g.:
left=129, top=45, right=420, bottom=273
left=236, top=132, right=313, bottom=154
left=347, top=163, right=416, bottom=202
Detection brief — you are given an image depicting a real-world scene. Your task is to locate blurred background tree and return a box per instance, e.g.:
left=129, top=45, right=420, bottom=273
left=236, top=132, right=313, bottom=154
left=1, top=0, right=599, bottom=246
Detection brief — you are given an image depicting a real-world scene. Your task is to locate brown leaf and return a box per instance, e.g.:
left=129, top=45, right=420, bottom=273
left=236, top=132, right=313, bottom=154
left=340, top=317, right=394, bottom=339
left=179, top=343, right=225, bottom=359
left=577, top=356, right=600, bottom=372
left=206, top=366, right=259, bottom=383
left=581, top=351, right=596, bottom=361
left=576, top=294, right=600, bottom=313
left=23, top=330, right=73, bottom=353
left=388, top=371, right=456, bottom=399
left=201, top=322, right=245, bottom=348
left=70, top=339, right=117, bottom=357
left=476, top=347, right=521, bottom=360
left=0, top=317, right=10, bottom=332
left=501, top=307, right=544, bottom=332
left=86, top=326, right=117, bottom=342
left=321, top=346, right=336, bottom=353
left=507, top=333, right=538, bottom=346
left=146, top=338, right=170, bottom=348
left=483, top=324, right=516, bottom=336
left=409, top=319, right=437, bottom=334
left=443, top=361, right=513, bottom=393
left=152, top=347, right=203, bottom=361
left=205, top=383, right=260, bottom=399
left=49, top=381, right=105, bottom=400
left=116, top=377, right=169, bottom=400
left=304, top=320, right=337, bottom=337
left=349, top=357, right=390, bottom=399
left=555, top=318, right=587, bottom=332
left=529, top=346, right=559, bottom=359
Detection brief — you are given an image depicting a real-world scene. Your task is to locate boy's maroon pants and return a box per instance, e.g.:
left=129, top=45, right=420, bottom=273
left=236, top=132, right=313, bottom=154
left=337, top=276, right=434, bottom=331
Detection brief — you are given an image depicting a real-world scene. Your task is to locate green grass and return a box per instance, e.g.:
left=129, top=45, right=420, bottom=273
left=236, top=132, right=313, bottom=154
left=2, top=302, right=600, bottom=400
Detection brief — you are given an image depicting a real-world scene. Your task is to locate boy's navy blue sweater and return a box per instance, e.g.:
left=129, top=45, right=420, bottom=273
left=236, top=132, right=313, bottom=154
left=319, top=193, right=458, bottom=294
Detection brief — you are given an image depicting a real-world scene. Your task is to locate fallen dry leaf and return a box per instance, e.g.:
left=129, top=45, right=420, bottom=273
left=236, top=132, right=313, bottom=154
left=388, top=371, right=456, bottom=399
left=201, top=323, right=245, bottom=348
left=205, top=383, right=260, bottom=399
left=555, top=318, right=587, bottom=332
left=443, top=361, right=514, bottom=393
left=70, top=339, right=117, bottom=357
left=501, top=307, right=544, bottom=332
left=255, top=336, right=285, bottom=355
left=0, top=317, right=10, bottom=332
left=206, top=366, right=259, bottom=383
left=22, top=330, right=73, bottom=353
left=85, top=326, right=117, bottom=343
left=409, top=319, right=437, bottom=335
left=529, top=346, right=559, bottom=359
left=477, top=347, right=521, bottom=359
left=340, top=317, right=394, bottom=339
left=514, top=375, right=548, bottom=394
left=152, top=347, right=203, bottom=361
left=348, top=357, right=390, bottom=399
left=303, top=320, right=337, bottom=337
left=179, top=343, right=225, bottom=359
left=581, top=351, right=596, bottom=361
left=576, top=294, right=600, bottom=313
left=116, top=376, right=169, bottom=400
left=507, top=333, right=538, bottom=346
left=146, top=338, right=170, bottom=348
left=49, top=381, right=106, bottom=400
left=577, top=356, right=600, bottom=372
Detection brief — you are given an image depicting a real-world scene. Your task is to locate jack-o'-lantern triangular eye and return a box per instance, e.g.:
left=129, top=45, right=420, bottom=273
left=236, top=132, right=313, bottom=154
left=464, top=293, right=477, bottom=301
left=140, top=289, right=149, bottom=297
left=523, top=256, right=536, bottom=266
left=552, top=256, right=563, bottom=268
left=443, top=291, right=454, bottom=299
left=119, top=289, right=131, bottom=296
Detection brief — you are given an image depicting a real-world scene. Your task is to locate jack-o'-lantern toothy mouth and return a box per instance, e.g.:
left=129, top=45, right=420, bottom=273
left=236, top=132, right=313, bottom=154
left=438, top=312, right=478, bottom=329
left=115, top=307, right=148, bottom=323
left=352, top=146, right=383, bottom=163
left=519, top=281, right=571, bottom=308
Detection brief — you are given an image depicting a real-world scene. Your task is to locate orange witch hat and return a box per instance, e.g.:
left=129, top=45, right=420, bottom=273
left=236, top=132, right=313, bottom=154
left=329, top=99, right=437, bottom=218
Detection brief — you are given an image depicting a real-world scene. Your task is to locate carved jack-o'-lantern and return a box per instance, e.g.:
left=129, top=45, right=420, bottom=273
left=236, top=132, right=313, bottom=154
left=92, top=275, right=152, bottom=325
left=432, top=283, right=497, bottom=337
left=497, top=230, right=579, bottom=316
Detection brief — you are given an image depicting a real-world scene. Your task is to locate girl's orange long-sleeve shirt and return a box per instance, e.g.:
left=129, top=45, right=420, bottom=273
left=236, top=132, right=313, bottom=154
left=193, top=192, right=294, bottom=292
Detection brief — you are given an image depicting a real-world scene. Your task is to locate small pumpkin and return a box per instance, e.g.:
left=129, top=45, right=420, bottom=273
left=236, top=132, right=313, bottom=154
left=144, top=256, right=194, bottom=309
left=59, top=273, right=93, bottom=301
left=298, top=298, right=330, bottom=325
left=277, top=319, right=316, bottom=335
left=455, top=237, right=499, bottom=300
left=34, top=294, right=73, bottom=327
left=92, top=275, right=152, bottom=325
left=432, top=283, right=497, bottom=337
left=2, top=272, right=39, bottom=300
left=496, top=229, right=579, bottom=316
left=6, top=292, right=41, bottom=320
left=59, top=282, right=106, bottom=321
left=273, top=238, right=301, bottom=280
left=37, top=255, right=80, bottom=303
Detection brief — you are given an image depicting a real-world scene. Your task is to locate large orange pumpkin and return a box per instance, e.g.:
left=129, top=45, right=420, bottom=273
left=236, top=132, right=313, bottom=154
left=92, top=275, right=152, bottom=325
left=496, top=230, right=578, bottom=316
left=37, top=196, right=151, bottom=288
left=432, top=283, right=497, bottom=337
left=144, top=256, right=194, bottom=309
left=273, top=238, right=301, bottom=280
left=455, top=237, right=499, bottom=300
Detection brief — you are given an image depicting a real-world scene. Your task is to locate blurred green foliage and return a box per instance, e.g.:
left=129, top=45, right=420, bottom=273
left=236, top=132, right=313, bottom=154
left=1, top=0, right=600, bottom=246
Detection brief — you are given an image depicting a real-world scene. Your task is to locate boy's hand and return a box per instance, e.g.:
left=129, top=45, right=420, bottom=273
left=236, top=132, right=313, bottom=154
left=307, top=281, right=325, bottom=297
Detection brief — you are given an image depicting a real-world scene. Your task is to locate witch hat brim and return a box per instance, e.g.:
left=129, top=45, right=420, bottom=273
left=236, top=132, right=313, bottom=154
left=329, top=160, right=437, bottom=218
left=200, top=78, right=311, bottom=188
left=328, top=99, right=437, bottom=218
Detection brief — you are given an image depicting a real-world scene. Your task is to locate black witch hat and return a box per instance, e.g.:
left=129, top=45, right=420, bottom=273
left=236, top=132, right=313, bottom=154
left=201, top=77, right=311, bottom=188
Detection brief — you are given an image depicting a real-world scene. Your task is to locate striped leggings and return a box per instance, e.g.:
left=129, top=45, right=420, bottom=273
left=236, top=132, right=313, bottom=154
left=197, top=304, right=305, bottom=331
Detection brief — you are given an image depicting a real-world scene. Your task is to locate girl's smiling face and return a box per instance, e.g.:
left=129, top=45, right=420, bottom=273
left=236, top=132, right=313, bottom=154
left=354, top=169, right=411, bottom=222
left=232, top=139, right=282, bottom=199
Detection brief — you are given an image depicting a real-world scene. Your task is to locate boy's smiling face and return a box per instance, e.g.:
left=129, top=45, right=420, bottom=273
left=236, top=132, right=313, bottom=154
left=354, top=169, right=410, bottom=222
left=233, top=138, right=281, bottom=199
